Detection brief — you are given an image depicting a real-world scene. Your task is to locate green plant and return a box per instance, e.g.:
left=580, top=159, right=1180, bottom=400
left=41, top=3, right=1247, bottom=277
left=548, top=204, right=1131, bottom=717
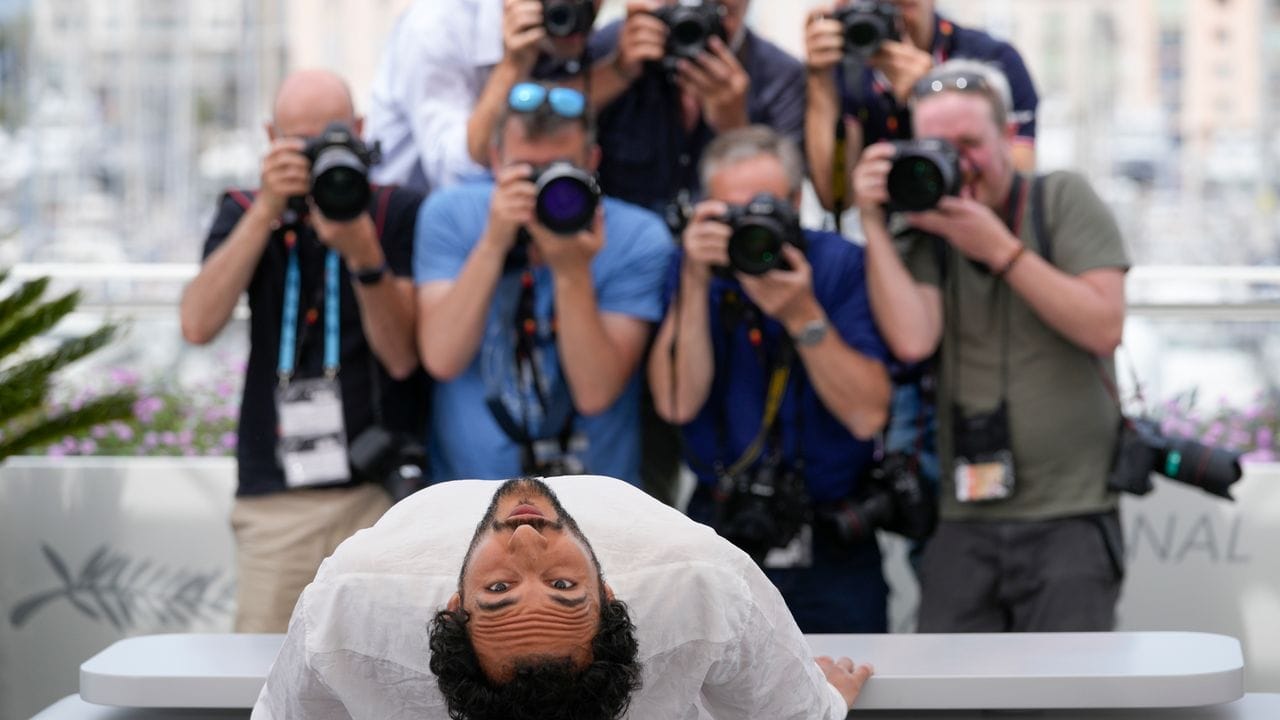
left=0, top=268, right=137, bottom=460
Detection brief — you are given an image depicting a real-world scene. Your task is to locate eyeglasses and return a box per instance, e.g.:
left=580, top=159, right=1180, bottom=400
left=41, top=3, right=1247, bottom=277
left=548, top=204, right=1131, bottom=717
left=508, top=83, right=586, bottom=119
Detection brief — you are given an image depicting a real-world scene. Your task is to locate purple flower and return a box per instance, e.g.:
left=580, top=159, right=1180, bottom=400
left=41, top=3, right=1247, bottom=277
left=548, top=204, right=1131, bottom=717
left=79, top=439, right=98, bottom=455
left=177, top=429, right=194, bottom=446
left=47, top=445, right=66, bottom=458
left=161, top=431, right=178, bottom=445
left=91, top=425, right=109, bottom=439
left=1256, top=427, right=1274, bottom=450
left=220, top=432, right=238, bottom=450
left=215, top=380, right=236, bottom=399
left=1241, top=448, right=1276, bottom=464
left=113, top=423, right=135, bottom=442
left=109, top=368, right=140, bottom=386
left=142, top=432, right=158, bottom=448
left=133, top=396, right=164, bottom=423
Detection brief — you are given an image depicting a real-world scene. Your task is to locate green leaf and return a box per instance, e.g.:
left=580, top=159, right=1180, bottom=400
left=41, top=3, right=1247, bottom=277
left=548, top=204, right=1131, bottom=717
left=0, top=278, right=51, bottom=335
left=0, top=392, right=137, bottom=460
left=0, top=290, right=80, bottom=360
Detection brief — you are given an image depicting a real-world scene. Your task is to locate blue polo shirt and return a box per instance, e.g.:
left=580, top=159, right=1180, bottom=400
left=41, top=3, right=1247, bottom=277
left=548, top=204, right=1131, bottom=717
left=838, top=14, right=1038, bottom=147
left=414, top=182, right=674, bottom=485
left=668, top=230, right=889, bottom=503
left=589, top=24, right=805, bottom=214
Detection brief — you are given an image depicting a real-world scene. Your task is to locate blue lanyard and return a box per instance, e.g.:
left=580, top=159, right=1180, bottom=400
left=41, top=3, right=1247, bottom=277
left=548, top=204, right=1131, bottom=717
left=278, top=232, right=341, bottom=384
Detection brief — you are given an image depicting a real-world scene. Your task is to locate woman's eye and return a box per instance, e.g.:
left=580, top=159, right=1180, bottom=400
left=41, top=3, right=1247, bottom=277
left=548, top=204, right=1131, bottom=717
left=486, top=582, right=510, bottom=593
left=550, top=579, right=576, bottom=590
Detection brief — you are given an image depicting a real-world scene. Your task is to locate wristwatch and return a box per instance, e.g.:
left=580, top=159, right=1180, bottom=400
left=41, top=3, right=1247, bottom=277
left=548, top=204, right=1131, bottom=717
left=792, top=318, right=831, bottom=348
left=351, top=262, right=388, bottom=286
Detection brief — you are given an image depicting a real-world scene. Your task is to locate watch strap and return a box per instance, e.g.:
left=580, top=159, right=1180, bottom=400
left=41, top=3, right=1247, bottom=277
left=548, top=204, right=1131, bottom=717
left=792, top=318, right=831, bottom=347
left=352, top=261, right=389, bottom=286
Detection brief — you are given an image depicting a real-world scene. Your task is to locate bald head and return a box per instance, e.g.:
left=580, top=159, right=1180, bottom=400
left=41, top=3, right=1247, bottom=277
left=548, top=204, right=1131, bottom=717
left=270, top=69, right=359, bottom=140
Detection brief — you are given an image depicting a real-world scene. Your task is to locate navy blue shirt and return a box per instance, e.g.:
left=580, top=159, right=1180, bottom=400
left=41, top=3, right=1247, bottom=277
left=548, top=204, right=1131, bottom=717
left=838, top=14, right=1038, bottom=147
left=589, top=24, right=806, bottom=214
left=666, top=230, right=889, bottom=503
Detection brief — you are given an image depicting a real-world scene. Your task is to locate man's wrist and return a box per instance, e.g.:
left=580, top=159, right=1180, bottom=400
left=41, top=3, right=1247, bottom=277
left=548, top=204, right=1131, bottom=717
left=782, top=299, right=826, bottom=337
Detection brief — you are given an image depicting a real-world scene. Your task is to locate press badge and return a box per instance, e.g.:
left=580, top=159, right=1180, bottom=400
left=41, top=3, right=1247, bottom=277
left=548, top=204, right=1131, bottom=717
left=276, top=378, right=350, bottom=488
left=952, top=403, right=1016, bottom=503
left=954, top=450, right=1015, bottom=502
left=763, top=524, right=814, bottom=570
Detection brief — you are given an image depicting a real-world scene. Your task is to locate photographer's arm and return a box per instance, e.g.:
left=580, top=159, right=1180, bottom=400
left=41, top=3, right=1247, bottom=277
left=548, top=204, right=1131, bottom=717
left=180, top=201, right=274, bottom=345
left=182, top=139, right=306, bottom=345
left=554, top=277, right=651, bottom=417
left=312, top=212, right=418, bottom=380
left=804, top=9, right=861, bottom=213
left=648, top=264, right=715, bottom=425
left=416, top=234, right=508, bottom=381
left=1003, top=258, right=1125, bottom=356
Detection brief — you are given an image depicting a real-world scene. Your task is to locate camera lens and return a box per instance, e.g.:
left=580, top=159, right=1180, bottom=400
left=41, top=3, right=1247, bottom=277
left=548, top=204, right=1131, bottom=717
left=535, top=166, right=600, bottom=235
left=886, top=140, right=961, bottom=212
left=671, top=17, right=707, bottom=49
left=311, top=146, right=371, bottom=221
left=729, top=224, right=783, bottom=276
left=845, top=20, right=881, bottom=50
left=544, top=0, right=578, bottom=37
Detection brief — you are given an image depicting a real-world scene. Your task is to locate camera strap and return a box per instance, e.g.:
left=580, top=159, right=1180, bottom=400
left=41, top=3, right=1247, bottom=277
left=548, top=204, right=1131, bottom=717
left=483, top=259, right=578, bottom=474
left=278, top=233, right=341, bottom=385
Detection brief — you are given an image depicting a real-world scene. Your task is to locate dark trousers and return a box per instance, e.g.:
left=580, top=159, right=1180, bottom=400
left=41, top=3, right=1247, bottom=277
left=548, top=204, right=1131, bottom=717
left=917, top=513, right=1124, bottom=633
left=689, top=485, right=889, bottom=634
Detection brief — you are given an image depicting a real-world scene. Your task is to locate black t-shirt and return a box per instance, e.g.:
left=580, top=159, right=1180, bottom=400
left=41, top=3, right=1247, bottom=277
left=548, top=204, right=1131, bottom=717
left=202, top=186, right=428, bottom=496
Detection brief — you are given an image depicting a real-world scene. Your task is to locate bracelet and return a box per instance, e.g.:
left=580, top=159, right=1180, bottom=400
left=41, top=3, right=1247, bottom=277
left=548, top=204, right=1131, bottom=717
left=993, top=243, right=1026, bottom=279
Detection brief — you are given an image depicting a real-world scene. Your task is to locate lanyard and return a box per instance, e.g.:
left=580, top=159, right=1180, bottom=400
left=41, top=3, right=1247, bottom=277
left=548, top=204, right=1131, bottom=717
left=278, top=229, right=341, bottom=384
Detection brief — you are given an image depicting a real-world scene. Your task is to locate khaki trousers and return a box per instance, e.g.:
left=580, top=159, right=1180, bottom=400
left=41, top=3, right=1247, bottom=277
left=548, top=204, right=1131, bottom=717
left=230, top=482, right=392, bottom=633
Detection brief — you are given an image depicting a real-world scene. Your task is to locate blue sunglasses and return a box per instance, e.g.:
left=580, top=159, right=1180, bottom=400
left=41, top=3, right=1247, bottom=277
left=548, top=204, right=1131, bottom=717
left=508, top=82, right=586, bottom=119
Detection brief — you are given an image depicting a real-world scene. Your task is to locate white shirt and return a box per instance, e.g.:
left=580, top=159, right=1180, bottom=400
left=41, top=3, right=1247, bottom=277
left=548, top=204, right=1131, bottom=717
left=252, top=476, right=848, bottom=720
left=364, top=0, right=503, bottom=194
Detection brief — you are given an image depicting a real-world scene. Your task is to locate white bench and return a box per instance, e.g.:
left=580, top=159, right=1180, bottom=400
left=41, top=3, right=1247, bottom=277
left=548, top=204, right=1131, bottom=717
left=33, top=631, right=1279, bottom=718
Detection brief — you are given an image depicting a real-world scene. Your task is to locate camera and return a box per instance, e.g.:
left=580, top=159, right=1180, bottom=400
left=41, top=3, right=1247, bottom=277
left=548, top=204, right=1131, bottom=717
left=887, top=138, right=963, bottom=212
left=543, top=0, right=594, bottom=38
left=814, top=453, right=937, bottom=544
left=531, top=162, right=602, bottom=235
left=302, top=122, right=382, bottom=222
left=349, top=426, right=428, bottom=502
left=834, top=1, right=900, bottom=59
left=715, top=464, right=811, bottom=563
left=652, top=0, right=727, bottom=71
left=718, top=194, right=806, bottom=276
left=1107, top=417, right=1243, bottom=501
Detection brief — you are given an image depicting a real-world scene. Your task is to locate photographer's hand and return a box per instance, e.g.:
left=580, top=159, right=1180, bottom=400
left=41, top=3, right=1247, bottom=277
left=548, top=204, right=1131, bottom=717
left=258, top=138, right=309, bottom=219
left=816, top=656, right=875, bottom=711
left=680, top=200, right=731, bottom=285
left=804, top=5, right=845, bottom=76
left=737, top=244, right=823, bottom=335
left=310, top=209, right=383, bottom=271
left=527, top=206, right=604, bottom=280
left=614, top=1, right=666, bottom=81
left=906, top=196, right=1021, bottom=270
left=483, top=164, right=538, bottom=254
left=873, top=39, right=933, bottom=103
left=502, top=0, right=546, bottom=75
left=676, top=36, right=750, bottom=132
left=850, top=141, right=897, bottom=227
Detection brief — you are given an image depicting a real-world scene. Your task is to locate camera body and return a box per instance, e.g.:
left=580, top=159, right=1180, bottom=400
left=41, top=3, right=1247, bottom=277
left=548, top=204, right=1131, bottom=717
left=834, top=1, right=900, bottom=59
left=1108, top=417, right=1242, bottom=501
left=348, top=425, right=428, bottom=502
left=718, top=194, right=806, bottom=276
left=814, top=452, right=937, bottom=545
left=531, top=162, right=602, bottom=235
left=543, top=0, right=595, bottom=38
left=652, top=0, right=727, bottom=72
left=302, top=122, right=382, bottom=221
left=716, top=463, right=810, bottom=563
left=887, top=138, right=963, bottom=212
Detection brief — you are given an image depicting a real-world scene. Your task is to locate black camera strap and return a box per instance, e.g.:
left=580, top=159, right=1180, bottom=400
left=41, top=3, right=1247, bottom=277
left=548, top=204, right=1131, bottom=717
left=483, top=256, right=577, bottom=474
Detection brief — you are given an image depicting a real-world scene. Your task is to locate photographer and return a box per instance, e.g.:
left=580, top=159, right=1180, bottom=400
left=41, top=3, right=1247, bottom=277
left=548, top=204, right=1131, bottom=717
left=179, top=70, right=427, bottom=633
left=588, top=0, right=804, bottom=215
left=649, top=126, right=892, bottom=633
left=366, top=0, right=605, bottom=193
left=854, top=60, right=1129, bottom=632
left=415, top=82, right=672, bottom=485
left=805, top=0, right=1038, bottom=213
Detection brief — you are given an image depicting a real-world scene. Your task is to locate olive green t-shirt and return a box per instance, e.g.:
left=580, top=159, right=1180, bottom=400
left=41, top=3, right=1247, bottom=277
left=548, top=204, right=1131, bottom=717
left=901, top=171, right=1131, bottom=521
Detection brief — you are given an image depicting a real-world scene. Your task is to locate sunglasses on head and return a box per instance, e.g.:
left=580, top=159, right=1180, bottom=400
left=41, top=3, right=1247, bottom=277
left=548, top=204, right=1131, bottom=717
left=911, top=70, right=992, bottom=100
left=508, top=83, right=586, bottom=119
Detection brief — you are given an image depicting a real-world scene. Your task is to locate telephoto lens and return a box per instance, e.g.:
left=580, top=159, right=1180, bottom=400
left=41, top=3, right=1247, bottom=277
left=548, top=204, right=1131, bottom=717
left=303, top=122, right=382, bottom=221
left=720, top=194, right=805, bottom=276
left=532, top=162, right=602, bottom=235
left=886, top=138, right=963, bottom=212
left=834, top=0, right=900, bottom=59
left=1107, top=417, right=1243, bottom=500
left=543, top=0, right=594, bottom=38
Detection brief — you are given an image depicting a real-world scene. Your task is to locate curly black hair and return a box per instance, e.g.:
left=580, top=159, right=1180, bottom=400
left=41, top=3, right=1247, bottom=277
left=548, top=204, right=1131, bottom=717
left=428, top=596, right=642, bottom=720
